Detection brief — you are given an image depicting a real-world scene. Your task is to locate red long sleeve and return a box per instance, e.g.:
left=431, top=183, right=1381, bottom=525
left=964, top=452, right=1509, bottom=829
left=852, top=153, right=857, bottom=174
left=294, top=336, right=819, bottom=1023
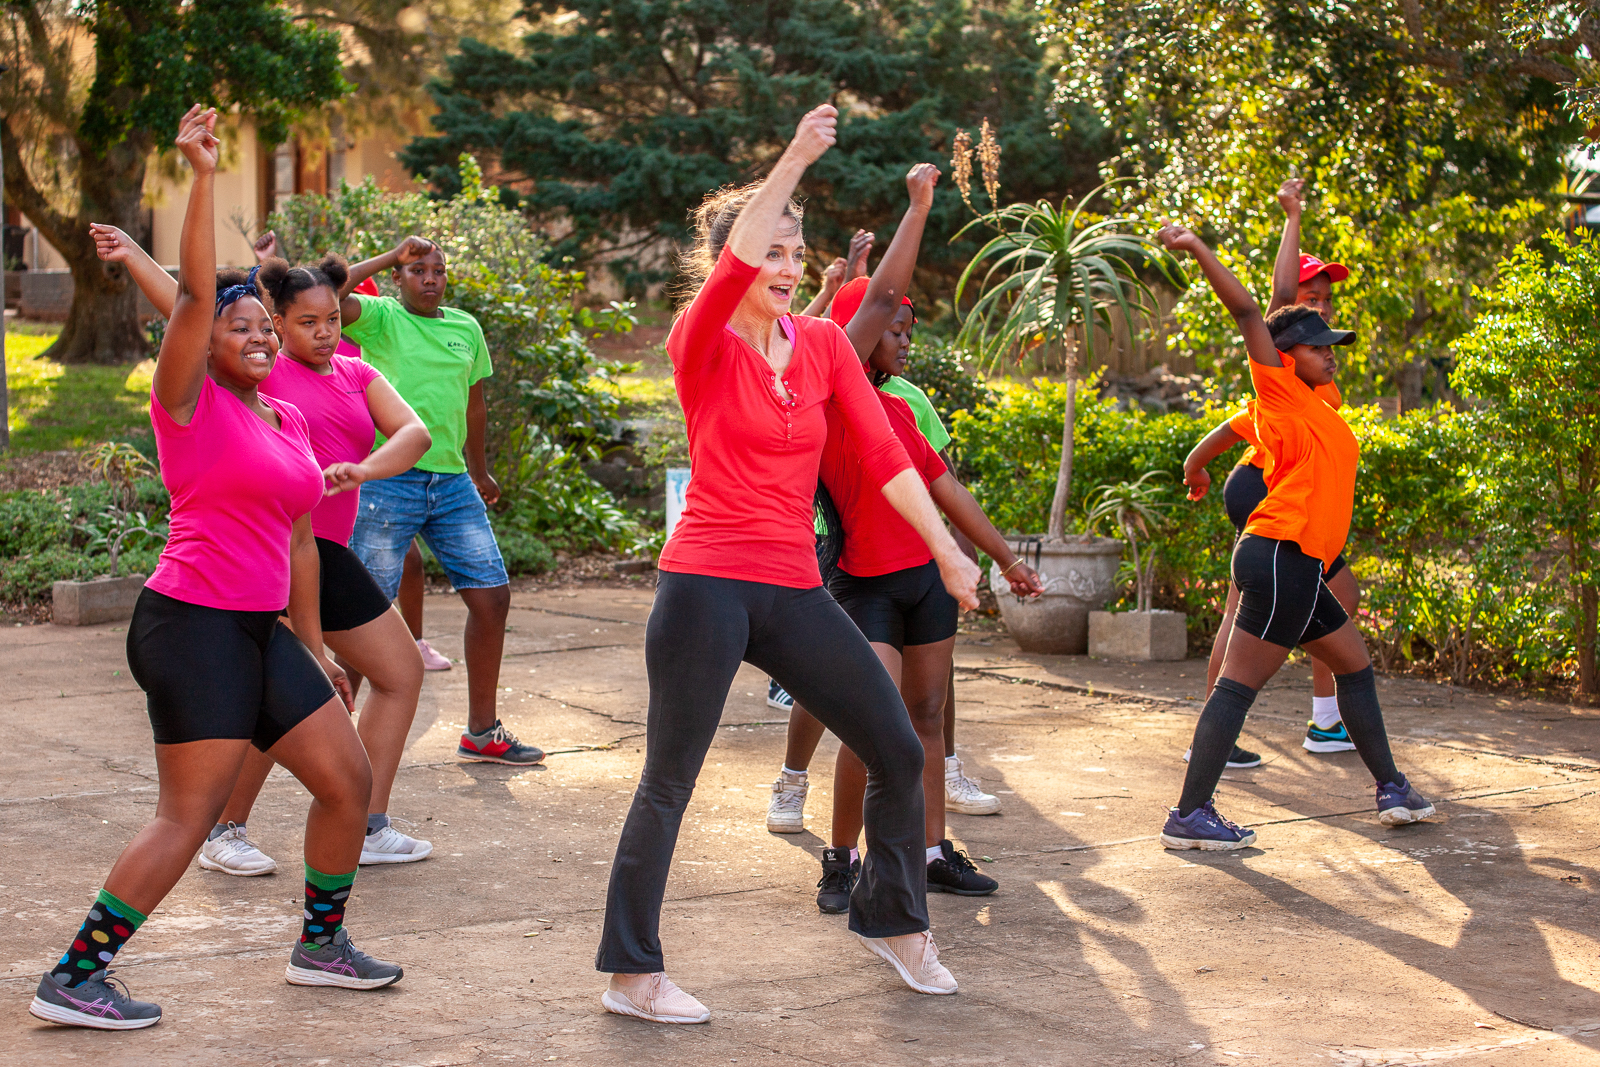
left=659, top=248, right=914, bottom=588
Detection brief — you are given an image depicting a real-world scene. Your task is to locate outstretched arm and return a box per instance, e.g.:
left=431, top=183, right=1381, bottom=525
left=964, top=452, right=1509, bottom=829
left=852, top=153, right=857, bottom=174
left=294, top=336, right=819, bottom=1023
left=929, top=472, right=1044, bottom=598
left=1156, top=224, right=1279, bottom=367
left=880, top=470, right=981, bottom=610
left=1182, top=419, right=1247, bottom=501
left=1268, top=178, right=1305, bottom=315
left=339, top=236, right=435, bottom=325
left=843, top=163, right=940, bottom=360
left=92, top=224, right=178, bottom=319
left=151, top=106, right=222, bottom=425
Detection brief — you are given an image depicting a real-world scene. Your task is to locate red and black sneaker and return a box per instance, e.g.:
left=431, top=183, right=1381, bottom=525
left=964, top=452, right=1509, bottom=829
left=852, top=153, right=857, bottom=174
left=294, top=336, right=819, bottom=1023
left=457, top=720, right=545, bottom=765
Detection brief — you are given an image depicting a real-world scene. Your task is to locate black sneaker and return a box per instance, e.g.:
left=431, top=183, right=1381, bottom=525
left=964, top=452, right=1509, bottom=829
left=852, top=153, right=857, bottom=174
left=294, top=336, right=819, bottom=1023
left=816, top=847, right=856, bottom=914
left=926, top=839, right=997, bottom=896
left=1182, top=744, right=1263, bottom=769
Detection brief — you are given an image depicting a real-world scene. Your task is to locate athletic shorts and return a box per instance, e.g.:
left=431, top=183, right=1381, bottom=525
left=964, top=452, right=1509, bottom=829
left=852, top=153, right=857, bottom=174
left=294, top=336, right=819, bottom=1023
left=126, top=588, right=335, bottom=750
left=1230, top=534, right=1349, bottom=649
left=349, top=468, right=508, bottom=600
left=1223, top=464, right=1347, bottom=580
left=828, top=559, right=958, bottom=652
left=317, top=537, right=392, bottom=633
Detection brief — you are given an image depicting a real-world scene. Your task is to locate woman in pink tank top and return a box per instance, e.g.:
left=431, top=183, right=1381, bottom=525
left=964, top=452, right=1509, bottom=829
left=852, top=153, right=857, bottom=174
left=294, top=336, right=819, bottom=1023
left=32, top=108, right=403, bottom=1034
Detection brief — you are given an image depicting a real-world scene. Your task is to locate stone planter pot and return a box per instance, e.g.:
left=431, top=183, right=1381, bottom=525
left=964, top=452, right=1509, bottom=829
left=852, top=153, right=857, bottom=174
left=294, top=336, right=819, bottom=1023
left=990, top=537, right=1123, bottom=654
left=1089, top=609, right=1187, bottom=661
left=52, top=573, right=147, bottom=626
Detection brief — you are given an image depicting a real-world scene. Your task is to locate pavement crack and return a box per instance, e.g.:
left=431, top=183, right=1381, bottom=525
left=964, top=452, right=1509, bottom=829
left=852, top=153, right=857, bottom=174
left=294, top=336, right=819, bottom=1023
left=502, top=643, right=629, bottom=659
left=510, top=605, right=644, bottom=626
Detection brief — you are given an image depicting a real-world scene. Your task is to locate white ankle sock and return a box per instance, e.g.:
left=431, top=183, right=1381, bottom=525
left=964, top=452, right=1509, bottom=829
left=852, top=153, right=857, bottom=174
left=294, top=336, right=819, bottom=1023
left=1311, top=695, right=1341, bottom=729
left=926, top=844, right=943, bottom=863
left=849, top=848, right=859, bottom=865
left=781, top=765, right=807, bottom=778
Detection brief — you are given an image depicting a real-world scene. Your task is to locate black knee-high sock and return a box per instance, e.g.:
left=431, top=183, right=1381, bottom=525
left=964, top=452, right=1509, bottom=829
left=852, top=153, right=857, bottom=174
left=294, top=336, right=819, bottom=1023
left=1334, top=666, right=1401, bottom=785
left=1178, top=678, right=1257, bottom=816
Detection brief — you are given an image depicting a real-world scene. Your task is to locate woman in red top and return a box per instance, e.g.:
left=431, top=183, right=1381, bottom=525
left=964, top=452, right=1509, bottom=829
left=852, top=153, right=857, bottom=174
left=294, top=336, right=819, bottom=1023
left=1181, top=178, right=1361, bottom=757
left=1154, top=222, right=1434, bottom=852
left=595, top=106, right=980, bottom=1023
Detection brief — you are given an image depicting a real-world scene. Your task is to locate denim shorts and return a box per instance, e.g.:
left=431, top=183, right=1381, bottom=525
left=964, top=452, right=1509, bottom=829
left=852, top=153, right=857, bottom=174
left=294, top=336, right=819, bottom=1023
left=349, top=469, right=508, bottom=599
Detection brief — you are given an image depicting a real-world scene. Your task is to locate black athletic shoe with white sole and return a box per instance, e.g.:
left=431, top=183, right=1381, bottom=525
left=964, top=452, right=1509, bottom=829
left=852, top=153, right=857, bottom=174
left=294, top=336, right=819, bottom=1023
left=927, top=839, right=997, bottom=896
left=816, top=847, right=857, bottom=914
left=1182, top=743, right=1263, bottom=769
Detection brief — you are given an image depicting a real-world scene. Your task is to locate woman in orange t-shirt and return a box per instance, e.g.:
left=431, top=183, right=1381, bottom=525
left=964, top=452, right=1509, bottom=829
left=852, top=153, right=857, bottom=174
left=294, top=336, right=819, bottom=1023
left=1153, top=222, right=1435, bottom=852
left=1181, top=178, right=1361, bottom=759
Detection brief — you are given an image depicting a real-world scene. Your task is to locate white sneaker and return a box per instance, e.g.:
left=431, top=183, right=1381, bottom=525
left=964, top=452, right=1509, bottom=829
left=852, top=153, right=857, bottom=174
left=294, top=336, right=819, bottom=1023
left=198, top=823, right=277, bottom=876
left=360, top=821, right=434, bottom=865
left=601, top=973, right=710, bottom=1024
left=765, top=768, right=809, bottom=833
left=855, top=930, right=958, bottom=994
left=944, top=756, right=1000, bottom=815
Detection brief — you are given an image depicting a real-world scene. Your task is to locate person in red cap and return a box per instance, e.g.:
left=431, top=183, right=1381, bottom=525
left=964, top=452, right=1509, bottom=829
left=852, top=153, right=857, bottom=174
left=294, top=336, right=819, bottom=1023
left=1180, top=177, right=1363, bottom=758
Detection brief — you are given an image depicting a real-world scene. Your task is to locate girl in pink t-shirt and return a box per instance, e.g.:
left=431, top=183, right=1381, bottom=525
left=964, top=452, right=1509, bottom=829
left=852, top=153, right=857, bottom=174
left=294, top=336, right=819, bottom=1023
left=92, top=234, right=438, bottom=872
left=35, top=107, right=402, bottom=1033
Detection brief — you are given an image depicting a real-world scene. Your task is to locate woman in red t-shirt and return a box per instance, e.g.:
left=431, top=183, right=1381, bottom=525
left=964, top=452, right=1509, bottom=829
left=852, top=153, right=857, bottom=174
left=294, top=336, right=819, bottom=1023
left=1154, top=222, right=1433, bottom=853
left=595, top=106, right=980, bottom=1023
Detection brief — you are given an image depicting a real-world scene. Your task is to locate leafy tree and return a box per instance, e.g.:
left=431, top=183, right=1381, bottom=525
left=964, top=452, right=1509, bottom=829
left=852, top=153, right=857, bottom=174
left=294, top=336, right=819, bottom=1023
left=1049, top=0, right=1583, bottom=402
left=1452, top=230, right=1600, bottom=697
left=1, top=0, right=348, bottom=364
left=402, top=0, right=1109, bottom=298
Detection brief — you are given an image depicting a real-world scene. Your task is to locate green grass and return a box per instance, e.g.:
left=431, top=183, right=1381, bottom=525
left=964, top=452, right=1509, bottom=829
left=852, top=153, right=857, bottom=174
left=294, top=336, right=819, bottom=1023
left=5, top=330, right=154, bottom=453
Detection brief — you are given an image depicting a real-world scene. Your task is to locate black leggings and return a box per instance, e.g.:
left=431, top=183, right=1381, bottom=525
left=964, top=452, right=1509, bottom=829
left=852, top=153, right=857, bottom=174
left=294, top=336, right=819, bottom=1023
left=596, top=571, right=928, bottom=972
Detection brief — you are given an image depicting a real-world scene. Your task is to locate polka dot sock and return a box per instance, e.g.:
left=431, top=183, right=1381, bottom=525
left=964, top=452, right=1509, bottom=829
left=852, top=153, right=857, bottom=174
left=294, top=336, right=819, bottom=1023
left=53, top=888, right=146, bottom=987
left=300, top=864, right=355, bottom=950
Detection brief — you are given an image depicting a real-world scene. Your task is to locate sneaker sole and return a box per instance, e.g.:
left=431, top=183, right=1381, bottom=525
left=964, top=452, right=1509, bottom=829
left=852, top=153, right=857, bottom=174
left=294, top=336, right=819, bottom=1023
left=927, top=881, right=998, bottom=897
left=945, top=798, right=1002, bottom=816
left=765, top=699, right=792, bottom=711
left=854, top=934, right=957, bottom=995
left=1303, top=738, right=1358, bottom=753
left=765, top=818, right=805, bottom=833
left=455, top=748, right=545, bottom=766
left=29, top=996, right=161, bottom=1030
left=197, top=854, right=277, bottom=876
left=1378, top=803, right=1436, bottom=826
left=601, top=989, right=710, bottom=1024
left=1224, top=759, right=1263, bottom=769
left=1159, top=831, right=1257, bottom=851
left=285, top=964, right=402, bottom=989
left=816, top=897, right=850, bottom=914
left=359, top=846, right=434, bottom=865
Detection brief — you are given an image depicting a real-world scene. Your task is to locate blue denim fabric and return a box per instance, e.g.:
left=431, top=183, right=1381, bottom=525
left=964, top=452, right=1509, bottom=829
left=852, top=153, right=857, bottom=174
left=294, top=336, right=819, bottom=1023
left=349, top=469, right=508, bottom=598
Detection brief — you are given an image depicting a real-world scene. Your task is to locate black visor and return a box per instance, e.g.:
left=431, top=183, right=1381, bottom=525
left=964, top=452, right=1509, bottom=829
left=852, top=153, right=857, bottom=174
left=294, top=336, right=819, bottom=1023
left=1271, top=312, right=1355, bottom=349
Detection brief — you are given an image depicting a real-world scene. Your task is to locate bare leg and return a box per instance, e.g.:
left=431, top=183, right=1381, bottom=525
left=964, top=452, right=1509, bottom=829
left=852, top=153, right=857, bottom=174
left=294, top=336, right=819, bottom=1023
left=901, top=639, right=957, bottom=846
left=216, top=746, right=275, bottom=826
left=941, top=668, right=957, bottom=759
left=103, top=739, right=253, bottom=914
left=1206, top=582, right=1242, bottom=695
left=267, top=699, right=374, bottom=875
left=783, top=705, right=828, bottom=772
left=399, top=540, right=426, bottom=641
left=460, top=584, right=511, bottom=735
left=326, top=606, right=424, bottom=815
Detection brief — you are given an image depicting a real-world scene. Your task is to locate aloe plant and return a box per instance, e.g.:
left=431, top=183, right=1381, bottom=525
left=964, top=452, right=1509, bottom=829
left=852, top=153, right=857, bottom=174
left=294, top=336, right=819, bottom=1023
left=1085, top=472, right=1174, bottom=613
left=954, top=185, right=1185, bottom=540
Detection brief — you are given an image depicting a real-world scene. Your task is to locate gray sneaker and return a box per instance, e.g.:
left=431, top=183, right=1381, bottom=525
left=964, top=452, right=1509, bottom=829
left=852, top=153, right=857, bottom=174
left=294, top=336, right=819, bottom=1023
left=285, top=929, right=403, bottom=989
left=29, top=969, right=162, bottom=1030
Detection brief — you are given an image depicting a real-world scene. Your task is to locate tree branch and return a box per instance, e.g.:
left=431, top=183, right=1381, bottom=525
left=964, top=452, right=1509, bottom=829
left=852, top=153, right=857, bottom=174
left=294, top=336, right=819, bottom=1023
left=0, top=114, right=76, bottom=251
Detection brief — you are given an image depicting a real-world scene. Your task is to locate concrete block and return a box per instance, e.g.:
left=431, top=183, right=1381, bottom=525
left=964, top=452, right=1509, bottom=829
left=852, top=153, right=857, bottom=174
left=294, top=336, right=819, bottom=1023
left=1089, top=609, right=1187, bottom=661
left=52, top=574, right=147, bottom=626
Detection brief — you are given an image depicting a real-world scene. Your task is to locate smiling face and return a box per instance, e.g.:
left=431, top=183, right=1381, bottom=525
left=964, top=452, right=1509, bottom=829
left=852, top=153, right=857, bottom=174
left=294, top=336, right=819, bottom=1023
left=1285, top=341, right=1337, bottom=388
left=1294, top=272, right=1335, bottom=324
left=394, top=249, right=448, bottom=315
left=737, top=214, right=805, bottom=321
left=210, top=296, right=279, bottom=387
left=273, top=284, right=341, bottom=368
left=867, top=305, right=915, bottom=378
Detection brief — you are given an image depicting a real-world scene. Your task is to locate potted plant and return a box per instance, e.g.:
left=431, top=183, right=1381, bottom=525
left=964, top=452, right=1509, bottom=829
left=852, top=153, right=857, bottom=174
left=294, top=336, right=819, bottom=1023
left=1084, top=473, right=1186, bottom=661
left=53, top=442, right=167, bottom=626
left=951, top=148, right=1184, bottom=653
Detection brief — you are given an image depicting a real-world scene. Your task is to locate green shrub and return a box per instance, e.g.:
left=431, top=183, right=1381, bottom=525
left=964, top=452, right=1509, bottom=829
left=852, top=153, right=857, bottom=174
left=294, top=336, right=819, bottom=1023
left=0, top=479, right=169, bottom=604
left=899, top=337, right=994, bottom=430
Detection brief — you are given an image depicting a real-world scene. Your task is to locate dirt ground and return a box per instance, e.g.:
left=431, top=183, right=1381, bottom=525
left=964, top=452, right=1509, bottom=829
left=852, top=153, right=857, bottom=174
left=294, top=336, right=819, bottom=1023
left=2, top=584, right=1599, bottom=1066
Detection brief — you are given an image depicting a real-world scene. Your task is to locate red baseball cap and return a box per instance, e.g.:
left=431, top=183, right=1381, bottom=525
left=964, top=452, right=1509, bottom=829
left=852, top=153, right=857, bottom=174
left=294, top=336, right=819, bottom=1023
left=827, top=276, right=915, bottom=327
left=354, top=277, right=380, bottom=296
left=1298, top=254, right=1349, bottom=284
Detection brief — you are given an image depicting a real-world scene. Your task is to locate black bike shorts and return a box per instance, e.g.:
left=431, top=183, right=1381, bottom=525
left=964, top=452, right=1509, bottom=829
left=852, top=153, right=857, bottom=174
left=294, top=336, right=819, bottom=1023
left=828, top=559, right=958, bottom=651
left=317, top=537, right=393, bottom=633
left=1230, top=534, right=1349, bottom=649
left=1224, top=464, right=1346, bottom=580
left=126, top=587, right=335, bottom=750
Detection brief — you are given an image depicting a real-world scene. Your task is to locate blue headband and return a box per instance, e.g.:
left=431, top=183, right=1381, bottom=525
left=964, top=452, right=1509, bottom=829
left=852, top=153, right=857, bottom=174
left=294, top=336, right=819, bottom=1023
left=215, top=265, right=262, bottom=315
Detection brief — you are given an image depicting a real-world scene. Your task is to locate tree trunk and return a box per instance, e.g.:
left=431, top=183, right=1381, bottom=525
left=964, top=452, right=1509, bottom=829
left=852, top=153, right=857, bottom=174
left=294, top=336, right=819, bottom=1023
left=2, top=118, right=152, bottom=365
left=1579, top=577, right=1597, bottom=697
left=1047, top=341, right=1078, bottom=540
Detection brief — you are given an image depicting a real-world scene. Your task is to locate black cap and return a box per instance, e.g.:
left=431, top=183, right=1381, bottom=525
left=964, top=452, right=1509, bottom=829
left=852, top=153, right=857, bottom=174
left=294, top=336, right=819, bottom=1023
left=1271, top=311, right=1354, bottom=349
